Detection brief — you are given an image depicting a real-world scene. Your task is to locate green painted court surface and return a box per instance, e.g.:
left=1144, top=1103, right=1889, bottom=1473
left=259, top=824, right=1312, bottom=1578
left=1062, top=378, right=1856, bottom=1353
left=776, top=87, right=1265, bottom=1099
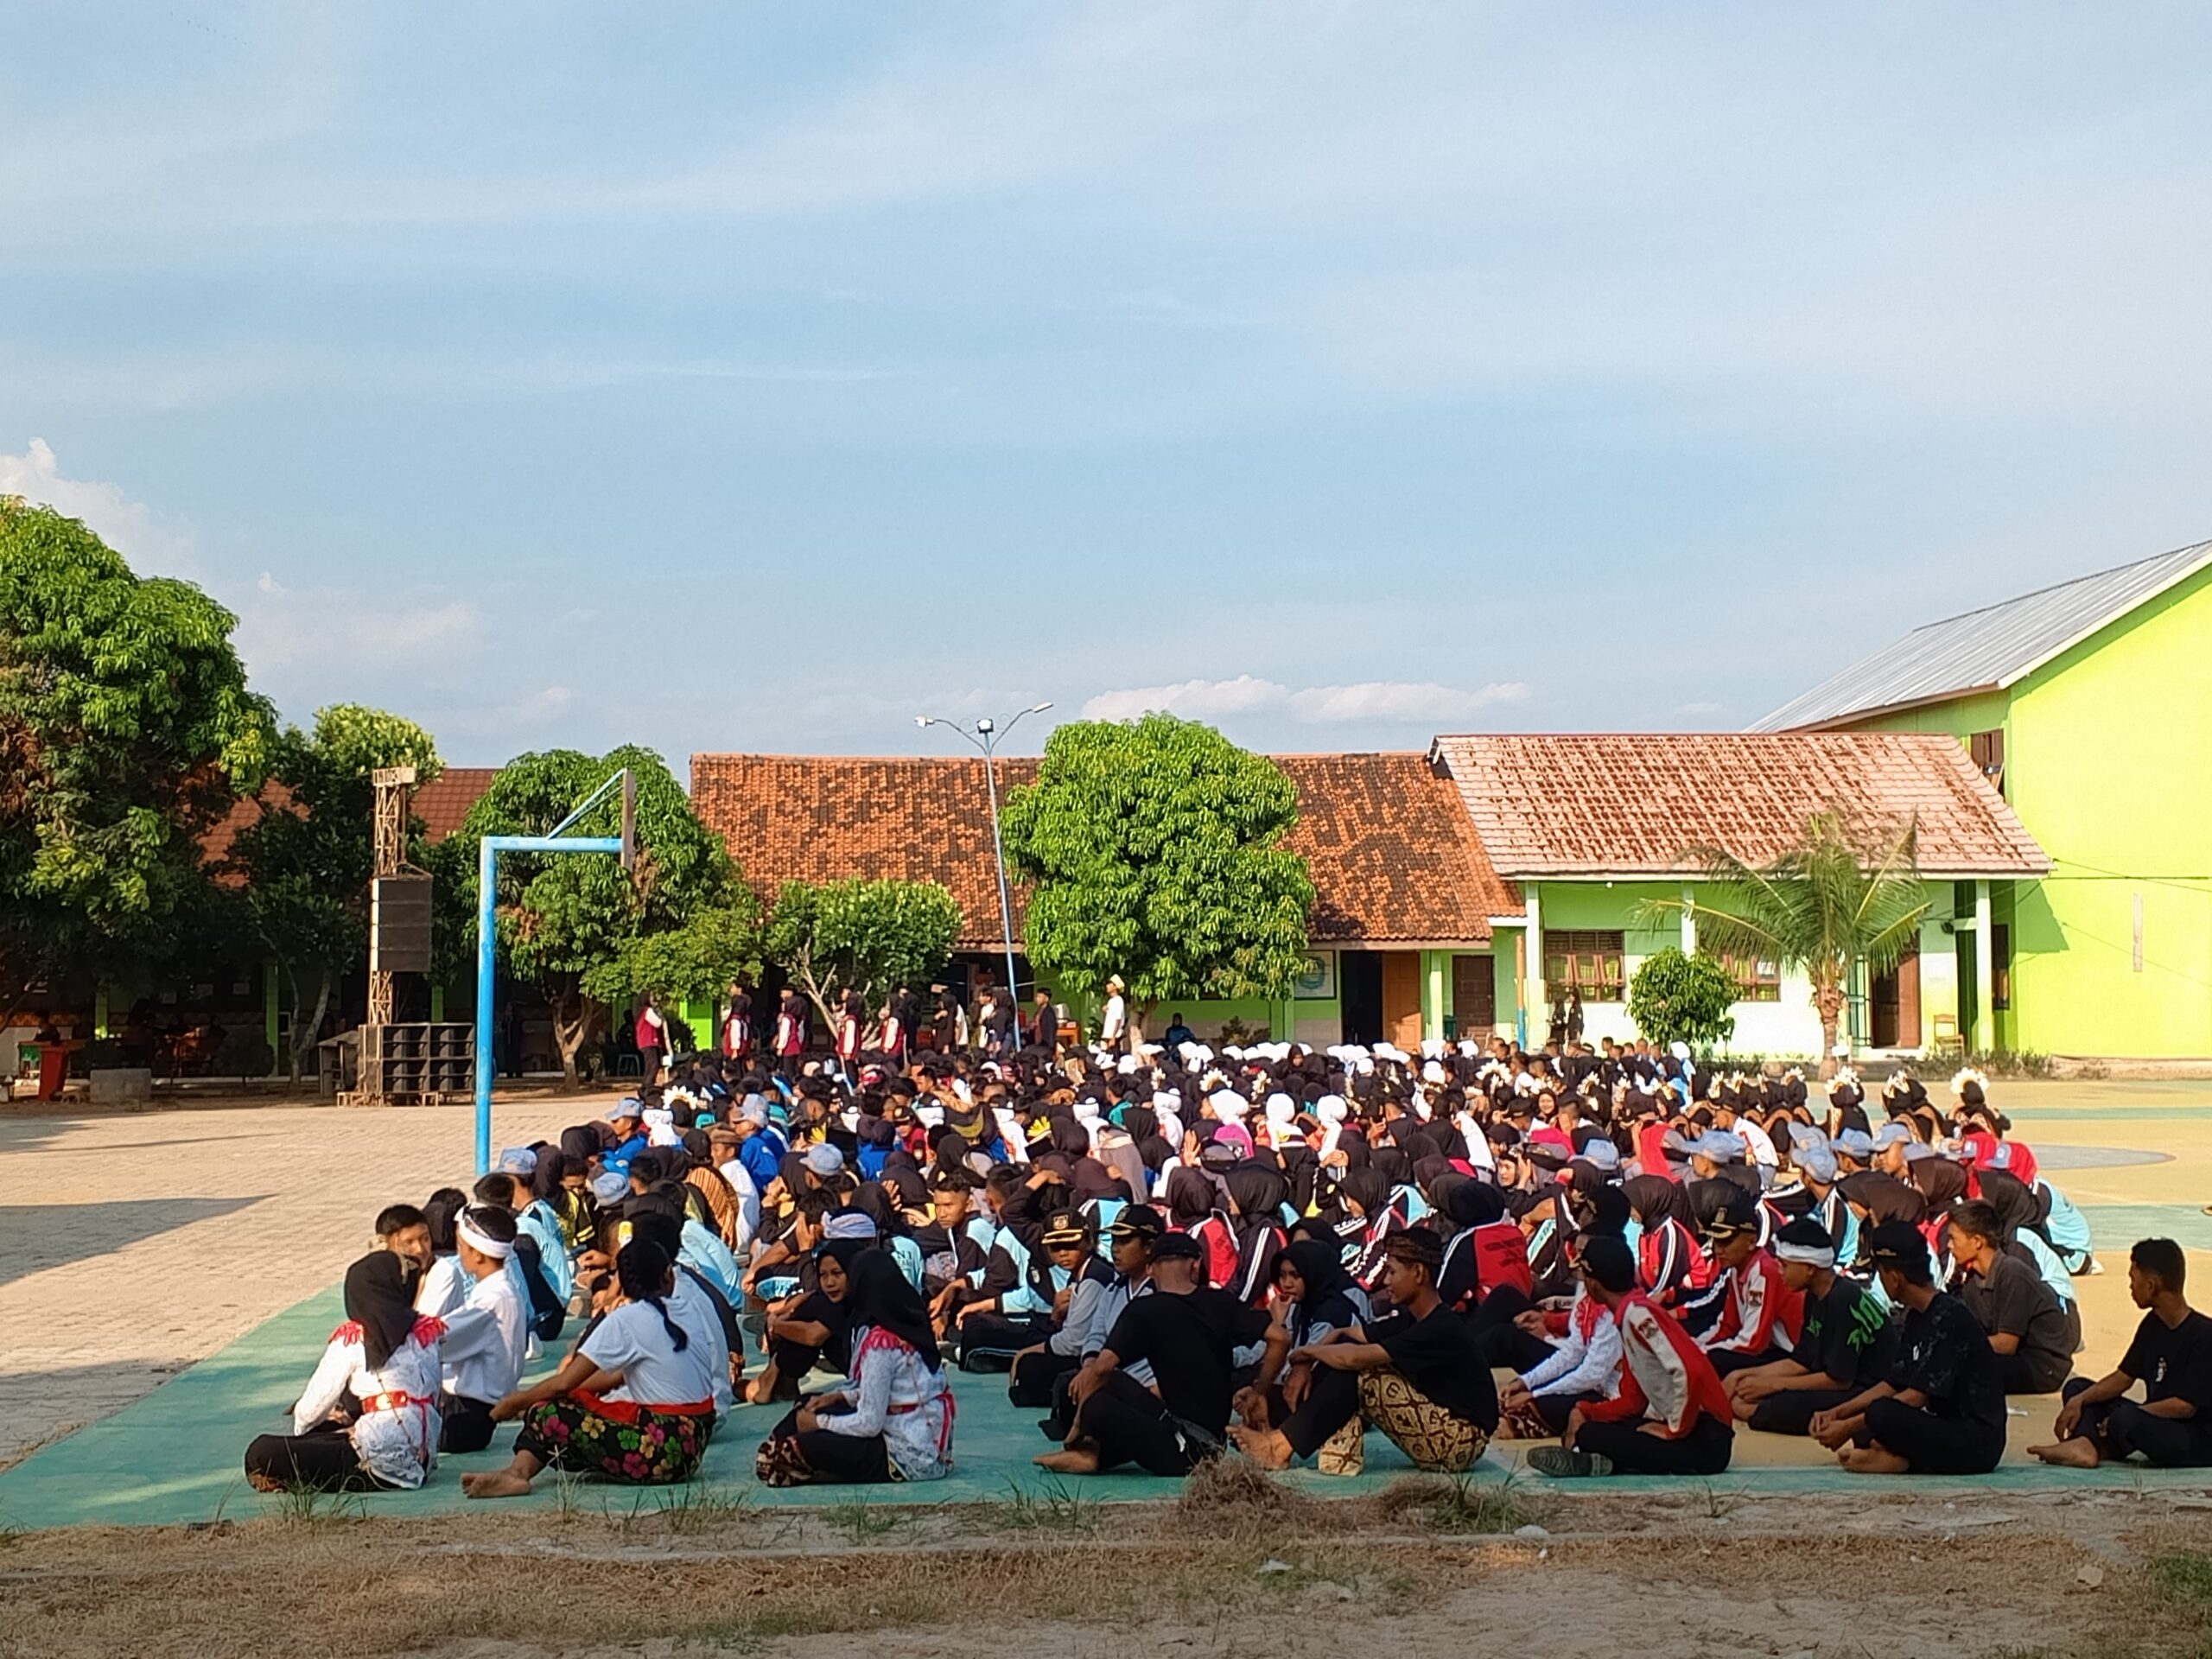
left=10, top=1215, right=2212, bottom=1531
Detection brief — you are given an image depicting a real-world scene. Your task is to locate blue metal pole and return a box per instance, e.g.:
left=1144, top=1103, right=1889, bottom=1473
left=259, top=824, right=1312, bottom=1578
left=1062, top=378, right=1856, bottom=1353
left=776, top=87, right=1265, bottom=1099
left=474, top=837, right=499, bottom=1175
left=473, top=833, right=625, bottom=1173
left=982, top=737, right=1021, bottom=1004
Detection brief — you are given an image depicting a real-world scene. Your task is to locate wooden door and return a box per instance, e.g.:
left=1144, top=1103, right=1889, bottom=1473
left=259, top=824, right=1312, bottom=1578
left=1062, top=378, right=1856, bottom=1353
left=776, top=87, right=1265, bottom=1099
left=1382, top=951, right=1422, bottom=1050
left=1452, top=953, right=1496, bottom=1038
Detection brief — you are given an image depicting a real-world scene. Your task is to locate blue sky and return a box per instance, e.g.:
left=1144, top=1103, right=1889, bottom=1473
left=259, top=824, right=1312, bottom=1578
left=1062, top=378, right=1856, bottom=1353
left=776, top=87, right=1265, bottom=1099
left=5, top=4, right=2210, bottom=766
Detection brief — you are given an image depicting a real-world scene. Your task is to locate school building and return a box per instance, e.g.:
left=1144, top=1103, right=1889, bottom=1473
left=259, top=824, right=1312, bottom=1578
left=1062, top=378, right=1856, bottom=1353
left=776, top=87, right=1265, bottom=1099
left=1755, top=537, right=2212, bottom=1059
left=689, top=733, right=2046, bottom=1064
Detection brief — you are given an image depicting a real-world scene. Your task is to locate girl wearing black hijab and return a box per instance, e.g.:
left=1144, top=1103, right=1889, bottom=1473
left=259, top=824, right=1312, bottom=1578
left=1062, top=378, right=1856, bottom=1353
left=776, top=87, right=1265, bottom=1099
left=749, top=1234, right=870, bottom=1404
left=1222, top=1164, right=1291, bottom=1305
left=245, top=1251, right=442, bottom=1491
left=1234, top=1236, right=1372, bottom=1449
left=1332, top=1167, right=1408, bottom=1297
left=1436, top=1179, right=1535, bottom=1322
left=1164, top=1166, right=1237, bottom=1288
left=756, top=1249, right=956, bottom=1485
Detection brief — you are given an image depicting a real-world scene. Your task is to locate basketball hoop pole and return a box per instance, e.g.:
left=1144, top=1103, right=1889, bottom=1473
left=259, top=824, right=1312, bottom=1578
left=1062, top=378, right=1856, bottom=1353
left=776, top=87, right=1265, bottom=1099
left=473, top=769, right=634, bottom=1173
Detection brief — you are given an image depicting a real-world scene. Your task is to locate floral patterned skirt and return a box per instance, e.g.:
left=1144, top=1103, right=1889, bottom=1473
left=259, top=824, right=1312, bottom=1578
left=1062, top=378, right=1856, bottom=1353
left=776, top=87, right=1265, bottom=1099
left=514, top=1390, right=710, bottom=1484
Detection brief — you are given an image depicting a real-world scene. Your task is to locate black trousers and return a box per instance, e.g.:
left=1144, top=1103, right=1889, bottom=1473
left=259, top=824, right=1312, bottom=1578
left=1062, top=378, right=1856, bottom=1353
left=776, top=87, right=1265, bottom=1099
left=244, top=1422, right=379, bottom=1491
left=1574, top=1412, right=1733, bottom=1475
left=1072, top=1371, right=1212, bottom=1476
left=440, top=1394, right=498, bottom=1454
left=1704, top=1344, right=1786, bottom=1378
left=1009, top=1346, right=1082, bottom=1408
left=1474, top=1314, right=1558, bottom=1375
left=1746, top=1386, right=1857, bottom=1437
left=1522, top=1389, right=1600, bottom=1435
left=1999, top=1346, right=2072, bottom=1395
left=768, top=1406, right=893, bottom=1484
left=1859, top=1397, right=2005, bottom=1473
left=958, top=1312, right=1054, bottom=1370
left=1278, top=1364, right=1364, bottom=1458
left=2063, top=1377, right=2212, bottom=1467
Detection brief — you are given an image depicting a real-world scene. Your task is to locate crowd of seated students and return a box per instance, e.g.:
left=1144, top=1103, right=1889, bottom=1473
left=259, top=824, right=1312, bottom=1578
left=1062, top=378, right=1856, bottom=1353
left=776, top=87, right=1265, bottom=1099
left=244, top=1028, right=2209, bottom=1496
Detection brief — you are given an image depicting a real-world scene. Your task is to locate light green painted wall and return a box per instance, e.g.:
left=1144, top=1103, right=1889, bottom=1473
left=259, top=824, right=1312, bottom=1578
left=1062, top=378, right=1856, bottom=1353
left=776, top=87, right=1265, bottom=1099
left=1845, top=562, right=2212, bottom=1057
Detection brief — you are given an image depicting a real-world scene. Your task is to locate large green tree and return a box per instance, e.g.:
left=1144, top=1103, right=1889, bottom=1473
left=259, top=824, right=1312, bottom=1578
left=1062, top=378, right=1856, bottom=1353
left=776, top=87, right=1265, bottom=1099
left=1000, top=714, right=1313, bottom=1028
left=763, top=878, right=961, bottom=1033
left=0, top=499, right=271, bottom=1025
left=1642, top=810, right=1929, bottom=1072
left=222, top=704, right=442, bottom=1084
left=429, top=746, right=755, bottom=1086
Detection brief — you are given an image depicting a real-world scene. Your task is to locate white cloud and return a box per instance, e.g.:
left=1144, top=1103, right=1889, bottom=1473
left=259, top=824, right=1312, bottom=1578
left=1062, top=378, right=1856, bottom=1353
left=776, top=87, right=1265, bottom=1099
left=235, top=571, right=478, bottom=673
left=0, top=438, right=198, bottom=574
left=1082, top=677, right=1529, bottom=726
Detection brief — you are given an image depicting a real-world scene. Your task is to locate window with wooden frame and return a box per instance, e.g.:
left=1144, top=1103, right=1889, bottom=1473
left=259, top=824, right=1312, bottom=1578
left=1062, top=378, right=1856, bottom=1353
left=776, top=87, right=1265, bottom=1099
left=1969, top=728, right=2005, bottom=796
left=1993, top=923, right=2012, bottom=1011
left=1719, top=951, right=1783, bottom=1002
left=1544, top=931, right=1626, bottom=1001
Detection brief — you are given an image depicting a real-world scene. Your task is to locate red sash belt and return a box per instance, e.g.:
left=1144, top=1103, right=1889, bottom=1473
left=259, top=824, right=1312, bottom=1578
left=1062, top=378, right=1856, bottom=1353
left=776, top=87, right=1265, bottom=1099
left=571, top=1389, right=715, bottom=1425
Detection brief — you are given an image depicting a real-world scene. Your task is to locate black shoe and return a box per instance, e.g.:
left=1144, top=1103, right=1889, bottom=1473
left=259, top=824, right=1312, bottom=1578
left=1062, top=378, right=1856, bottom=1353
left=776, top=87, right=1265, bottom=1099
left=1527, top=1446, right=1612, bottom=1478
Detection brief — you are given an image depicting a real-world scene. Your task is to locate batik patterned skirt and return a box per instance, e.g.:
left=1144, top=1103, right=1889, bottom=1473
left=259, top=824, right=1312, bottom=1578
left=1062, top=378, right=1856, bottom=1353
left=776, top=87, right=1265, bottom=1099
left=1356, top=1368, right=1489, bottom=1474
left=513, top=1389, right=711, bottom=1484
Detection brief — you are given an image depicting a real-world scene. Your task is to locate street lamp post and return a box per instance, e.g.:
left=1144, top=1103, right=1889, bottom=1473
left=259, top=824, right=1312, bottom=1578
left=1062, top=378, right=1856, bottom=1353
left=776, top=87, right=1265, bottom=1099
left=916, top=704, right=1052, bottom=1016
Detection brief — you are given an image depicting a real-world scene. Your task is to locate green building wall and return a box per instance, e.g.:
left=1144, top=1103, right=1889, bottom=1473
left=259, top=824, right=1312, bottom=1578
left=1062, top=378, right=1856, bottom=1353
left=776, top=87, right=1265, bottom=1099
left=1849, top=558, right=2212, bottom=1058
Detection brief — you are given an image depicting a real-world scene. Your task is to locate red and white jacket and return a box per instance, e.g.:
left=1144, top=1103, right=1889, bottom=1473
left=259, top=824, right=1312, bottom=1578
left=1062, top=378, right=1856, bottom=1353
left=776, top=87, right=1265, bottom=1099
left=1637, top=1216, right=1700, bottom=1307
left=1583, top=1291, right=1733, bottom=1438
left=1703, top=1247, right=1805, bottom=1357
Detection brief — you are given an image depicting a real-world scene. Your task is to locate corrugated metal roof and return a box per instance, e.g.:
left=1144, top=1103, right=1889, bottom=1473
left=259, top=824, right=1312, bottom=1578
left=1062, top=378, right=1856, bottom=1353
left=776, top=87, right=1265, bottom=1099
left=1751, top=538, right=2212, bottom=732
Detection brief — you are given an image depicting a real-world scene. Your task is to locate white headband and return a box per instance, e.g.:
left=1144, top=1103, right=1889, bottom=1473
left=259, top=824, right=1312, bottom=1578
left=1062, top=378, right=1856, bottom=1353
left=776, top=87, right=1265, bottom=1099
left=457, top=1215, right=514, bottom=1261
left=1774, top=1240, right=1835, bottom=1269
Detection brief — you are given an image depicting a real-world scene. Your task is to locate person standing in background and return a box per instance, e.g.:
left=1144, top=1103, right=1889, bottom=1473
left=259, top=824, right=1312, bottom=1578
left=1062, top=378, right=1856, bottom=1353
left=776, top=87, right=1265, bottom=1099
left=633, top=995, right=667, bottom=1088
left=1100, top=976, right=1128, bottom=1056
left=775, top=990, right=807, bottom=1079
left=721, top=983, right=753, bottom=1065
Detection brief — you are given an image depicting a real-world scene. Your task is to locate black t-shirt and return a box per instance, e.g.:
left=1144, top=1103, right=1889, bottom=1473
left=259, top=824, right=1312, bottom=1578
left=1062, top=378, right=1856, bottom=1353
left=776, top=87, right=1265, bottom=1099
left=1102, top=1286, right=1273, bottom=1436
left=1800, top=1275, right=1897, bottom=1389
left=2122, top=1309, right=2212, bottom=1411
left=1957, top=1254, right=2072, bottom=1389
left=1888, top=1290, right=2006, bottom=1430
left=1367, top=1303, right=1500, bottom=1432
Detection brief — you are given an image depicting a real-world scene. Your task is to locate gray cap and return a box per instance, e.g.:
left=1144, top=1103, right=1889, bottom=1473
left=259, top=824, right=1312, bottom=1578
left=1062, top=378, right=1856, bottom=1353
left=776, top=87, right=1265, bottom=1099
left=803, top=1142, right=846, bottom=1177
left=1693, top=1130, right=1746, bottom=1163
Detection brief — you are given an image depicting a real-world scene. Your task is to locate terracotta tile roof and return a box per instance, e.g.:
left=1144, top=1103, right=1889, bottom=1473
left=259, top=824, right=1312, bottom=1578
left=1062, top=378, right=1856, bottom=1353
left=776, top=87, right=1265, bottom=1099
left=1430, top=733, right=2049, bottom=879
left=196, top=767, right=492, bottom=884
left=411, top=767, right=498, bottom=842
left=690, top=751, right=1517, bottom=953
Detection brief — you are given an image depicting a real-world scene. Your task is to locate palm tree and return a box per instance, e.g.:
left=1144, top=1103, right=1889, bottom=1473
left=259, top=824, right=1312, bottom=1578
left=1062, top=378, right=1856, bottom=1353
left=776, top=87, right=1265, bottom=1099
left=1641, top=810, right=1929, bottom=1074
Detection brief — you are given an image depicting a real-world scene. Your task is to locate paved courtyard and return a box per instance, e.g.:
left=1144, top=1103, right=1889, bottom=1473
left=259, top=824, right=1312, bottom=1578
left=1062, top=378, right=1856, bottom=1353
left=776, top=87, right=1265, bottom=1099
left=1, top=1078, right=2208, bottom=1523
left=0, top=1092, right=589, bottom=1468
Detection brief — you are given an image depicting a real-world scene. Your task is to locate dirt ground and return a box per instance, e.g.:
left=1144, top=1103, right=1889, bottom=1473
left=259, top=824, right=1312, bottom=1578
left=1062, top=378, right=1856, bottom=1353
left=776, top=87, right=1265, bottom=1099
left=6, top=1470, right=2212, bottom=1659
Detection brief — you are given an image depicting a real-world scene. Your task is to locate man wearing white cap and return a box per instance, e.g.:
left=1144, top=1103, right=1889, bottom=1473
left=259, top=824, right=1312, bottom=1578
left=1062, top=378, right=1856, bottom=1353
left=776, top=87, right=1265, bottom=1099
left=435, top=1205, right=531, bottom=1452
left=1099, top=976, right=1128, bottom=1056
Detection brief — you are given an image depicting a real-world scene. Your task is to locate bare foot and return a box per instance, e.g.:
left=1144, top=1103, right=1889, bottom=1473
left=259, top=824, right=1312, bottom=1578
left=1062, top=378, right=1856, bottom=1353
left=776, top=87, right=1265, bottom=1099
left=1840, top=1446, right=1910, bottom=1475
left=245, top=1472, right=286, bottom=1493
left=2028, top=1439, right=2101, bottom=1469
left=1229, top=1426, right=1294, bottom=1471
left=461, top=1469, right=534, bottom=1499
left=1033, top=1448, right=1099, bottom=1475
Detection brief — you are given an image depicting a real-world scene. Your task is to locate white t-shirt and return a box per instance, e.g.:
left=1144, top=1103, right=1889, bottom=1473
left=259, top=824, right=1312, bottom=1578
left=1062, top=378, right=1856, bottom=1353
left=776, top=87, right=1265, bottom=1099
left=580, top=1298, right=719, bottom=1408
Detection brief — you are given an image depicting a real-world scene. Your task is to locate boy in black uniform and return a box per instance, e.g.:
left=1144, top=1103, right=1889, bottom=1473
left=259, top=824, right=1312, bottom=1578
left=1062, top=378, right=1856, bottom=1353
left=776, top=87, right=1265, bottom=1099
left=1038, top=1233, right=1283, bottom=1478
left=1811, top=1220, right=2006, bottom=1474
left=2031, top=1237, right=2212, bottom=1469
left=1725, top=1217, right=1897, bottom=1435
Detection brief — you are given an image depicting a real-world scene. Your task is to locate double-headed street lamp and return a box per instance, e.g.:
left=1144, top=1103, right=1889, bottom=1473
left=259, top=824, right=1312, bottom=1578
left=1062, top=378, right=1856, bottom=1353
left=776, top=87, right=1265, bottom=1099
left=915, top=703, right=1052, bottom=1014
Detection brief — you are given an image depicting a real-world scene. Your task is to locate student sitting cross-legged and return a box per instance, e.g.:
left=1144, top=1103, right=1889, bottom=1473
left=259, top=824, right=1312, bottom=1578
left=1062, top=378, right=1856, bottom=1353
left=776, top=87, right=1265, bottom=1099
left=1526, top=1235, right=1735, bottom=1478
left=2031, top=1237, right=2212, bottom=1470
left=1808, top=1219, right=2006, bottom=1475
left=1723, top=1217, right=1897, bottom=1436
left=1232, top=1229, right=1498, bottom=1477
left=462, top=1239, right=716, bottom=1498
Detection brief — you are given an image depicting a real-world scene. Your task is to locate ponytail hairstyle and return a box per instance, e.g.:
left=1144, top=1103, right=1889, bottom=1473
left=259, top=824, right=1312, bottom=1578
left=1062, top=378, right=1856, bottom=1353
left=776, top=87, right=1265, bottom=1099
left=614, top=1238, right=689, bottom=1352
left=423, top=1187, right=467, bottom=1255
